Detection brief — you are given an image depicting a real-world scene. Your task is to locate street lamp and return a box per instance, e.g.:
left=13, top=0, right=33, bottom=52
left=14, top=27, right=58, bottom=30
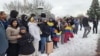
left=37, top=5, right=44, bottom=16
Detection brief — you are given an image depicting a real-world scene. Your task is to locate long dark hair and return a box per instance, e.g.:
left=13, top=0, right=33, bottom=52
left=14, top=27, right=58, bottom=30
left=10, top=19, right=19, bottom=28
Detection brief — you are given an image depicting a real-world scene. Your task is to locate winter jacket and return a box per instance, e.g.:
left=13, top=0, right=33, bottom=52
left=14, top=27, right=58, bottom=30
left=20, top=15, right=29, bottom=32
left=1, top=20, right=8, bottom=29
left=18, top=33, right=35, bottom=55
left=93, top=20, right=98, bottom=27
left=28, top=22, right=41, bottom=41
left=6, top=26, right=20, bottom=43
left=74, top=19, right=79, bottom=27
left=82, top=17, right=89, bottom=27
left=65, top=26, right=72, bottom=31
left=51, top=27, right=61, bottom=37
left=38, top=22, right=50, bottom=37
left=20, top=19, right=28, bottom=32
left=0, top=20, right=8, bottom=54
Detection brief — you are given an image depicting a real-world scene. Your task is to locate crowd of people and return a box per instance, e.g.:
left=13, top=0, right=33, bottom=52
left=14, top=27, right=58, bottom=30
left=0, top=10, right=99, bottom=56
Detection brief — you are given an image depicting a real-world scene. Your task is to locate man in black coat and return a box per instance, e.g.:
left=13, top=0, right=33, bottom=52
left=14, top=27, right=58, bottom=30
left=38, top=18, right=51, bottom=54
left=20, top=14, right=29, bottom=32
left=8, top=10, right=19, bottom=25
left=82, top=17, right=91, bottom=38
left=93, top=19, right=98, bottom=34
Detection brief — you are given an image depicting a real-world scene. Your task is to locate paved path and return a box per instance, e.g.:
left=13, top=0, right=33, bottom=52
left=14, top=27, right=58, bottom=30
left=96, top=37, right=100, bottom=56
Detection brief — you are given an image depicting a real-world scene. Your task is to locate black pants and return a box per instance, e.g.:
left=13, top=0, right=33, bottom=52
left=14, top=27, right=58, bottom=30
left=93, top=26, right=98, bottom=33
left=0, top=53, right=5, bottom=56
left=53, top=41, right=58, bottom=48
left=7, top=43, right=19, bottom=56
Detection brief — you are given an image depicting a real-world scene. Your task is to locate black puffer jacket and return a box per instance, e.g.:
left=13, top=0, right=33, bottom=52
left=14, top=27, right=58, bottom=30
left=82, top=17, right=89, bottom=27
left=18, top=33, right=35, bottom=55
left=20, top=15, right=29, bottom=32
left=93, top=19, right=98, bottom=27
left=38, top=22, right=50, bottom=37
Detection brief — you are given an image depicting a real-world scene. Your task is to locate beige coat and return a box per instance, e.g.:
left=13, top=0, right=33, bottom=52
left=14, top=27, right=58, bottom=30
left=6, top=26, right=20, bottom=43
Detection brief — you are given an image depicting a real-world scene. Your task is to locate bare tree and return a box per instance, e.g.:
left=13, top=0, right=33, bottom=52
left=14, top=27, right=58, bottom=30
left=3, top=0, right=54, bottom=17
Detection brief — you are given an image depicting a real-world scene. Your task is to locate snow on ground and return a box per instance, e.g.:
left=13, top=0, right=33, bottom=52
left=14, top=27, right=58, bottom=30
left=40, top=22, right=100, bottom=56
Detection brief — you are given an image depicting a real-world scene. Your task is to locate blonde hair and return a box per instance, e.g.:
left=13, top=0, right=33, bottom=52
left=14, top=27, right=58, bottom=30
left=29, top=17, right=34, bottom=22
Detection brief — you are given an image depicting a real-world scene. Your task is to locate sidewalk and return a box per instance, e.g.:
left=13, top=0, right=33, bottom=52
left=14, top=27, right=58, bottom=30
left=96, top=37, right=100, bottom=56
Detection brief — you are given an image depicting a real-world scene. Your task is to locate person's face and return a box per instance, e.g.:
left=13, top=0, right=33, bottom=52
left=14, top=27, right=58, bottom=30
left=21, top=29, right=26, bottom=34
left=12, top=21, right=18, bottom=27
left=1, top=12, right=7, bottom=19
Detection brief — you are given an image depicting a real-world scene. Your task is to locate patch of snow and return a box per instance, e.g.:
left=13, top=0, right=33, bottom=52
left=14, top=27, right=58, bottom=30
left=40, top=22, right=100, bottom=56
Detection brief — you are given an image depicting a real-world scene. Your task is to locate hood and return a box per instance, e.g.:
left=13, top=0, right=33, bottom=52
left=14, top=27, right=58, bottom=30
left=21, top=14, right=27, bottom=21
left=28, top=22, right=37, bottom=26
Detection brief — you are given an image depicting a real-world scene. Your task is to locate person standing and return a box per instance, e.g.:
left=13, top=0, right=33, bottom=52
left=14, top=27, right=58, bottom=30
left=93, top=19, right=98, bottom=34
left=0, top=11, right=8, bottom=56
left=0, top=11, right=8, bottom=29
left=79, top=17, right=83, bottom=30
left=20, top=14, right=29, bottom=32
left=28, top=17, right=41, bottom=56
left=73, top=19, right=79, bottom=34
left=82, top=17, right=91, bottom=38
left=8, top=10, right=19, bottom=25
left=60, top=19, right=65, bottom=44
left=6, top=19, right=21, bottom=56
left=18, top=27, right=35, bottom=56
left=39, top=19, right=50, bottom=54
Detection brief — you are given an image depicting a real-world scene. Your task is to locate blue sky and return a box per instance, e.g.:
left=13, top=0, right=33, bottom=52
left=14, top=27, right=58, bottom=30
left=0, top=0, right=97, bottom=17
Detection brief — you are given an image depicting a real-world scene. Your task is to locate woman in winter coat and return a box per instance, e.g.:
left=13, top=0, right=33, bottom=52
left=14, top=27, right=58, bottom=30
left=28, top=17, right=42, bottom=56
left=6, top=19, right=21, bottom=56
left=18, top=26, right=35, bottom=56
left=64, top=22, right=74, bottom=43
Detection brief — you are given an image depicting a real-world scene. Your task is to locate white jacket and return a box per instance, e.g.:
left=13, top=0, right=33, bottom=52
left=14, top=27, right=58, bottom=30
left=28, top=22, right=41, bottom=41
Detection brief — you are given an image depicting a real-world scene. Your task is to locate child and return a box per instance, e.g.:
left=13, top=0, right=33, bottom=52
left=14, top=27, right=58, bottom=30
left=18, top=27, right=35, bottom=56
left=64, top=23, right=74, bottom=43
left=52, top=26, right=62, bottom=48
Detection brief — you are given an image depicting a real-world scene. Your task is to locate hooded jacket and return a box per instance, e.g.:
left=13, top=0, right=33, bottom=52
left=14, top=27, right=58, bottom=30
left=18, top=33, right=35, bottom=55
left=82, top=17, right=89, bottom=27
left=38, top=22, right=50, bottom=37
left=20, top=15, right=29, bottom=32
left=28, top=22, right=41, bottom=41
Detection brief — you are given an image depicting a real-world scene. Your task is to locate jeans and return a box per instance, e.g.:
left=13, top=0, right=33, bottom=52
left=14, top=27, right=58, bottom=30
left=40, top=37, right=48, bottom=53
left=0, top=53, right=5, bottom=56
